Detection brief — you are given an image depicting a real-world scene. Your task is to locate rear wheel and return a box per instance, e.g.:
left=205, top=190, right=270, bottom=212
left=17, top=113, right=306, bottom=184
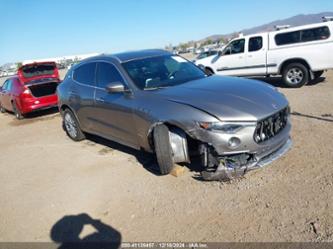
left=63, top=109, right=85, bottom=141
left=282, top=63, right=309, bottom=88
left=12, top=102, right=24, bottom=120
left=153, top=124, right=175, bottom=175
left=0, top=103, right=6, bottom=113
left=314, top=70, right=324, bottom=79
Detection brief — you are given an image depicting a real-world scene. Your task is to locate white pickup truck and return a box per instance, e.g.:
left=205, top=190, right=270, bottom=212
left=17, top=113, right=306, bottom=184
left=195, top=18, right=333, bottom=87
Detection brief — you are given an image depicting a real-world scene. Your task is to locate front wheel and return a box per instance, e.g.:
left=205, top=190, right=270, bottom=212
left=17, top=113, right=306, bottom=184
left=63, top=109, right=85, bottom=141
left=153, top=124, right=175, bottom=175
left=282, top=63, right=309, bottom=88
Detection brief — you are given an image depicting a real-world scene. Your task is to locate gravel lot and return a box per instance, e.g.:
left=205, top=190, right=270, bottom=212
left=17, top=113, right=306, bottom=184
left=0, top=69, right=332, bottom=243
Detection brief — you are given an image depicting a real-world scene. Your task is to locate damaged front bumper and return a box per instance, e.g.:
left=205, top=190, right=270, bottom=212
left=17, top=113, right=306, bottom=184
left=201, top=138, right=292, bottom=181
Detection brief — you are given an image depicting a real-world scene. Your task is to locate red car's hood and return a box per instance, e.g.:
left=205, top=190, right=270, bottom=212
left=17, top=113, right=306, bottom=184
left=18, top=62, right=59, bottom=83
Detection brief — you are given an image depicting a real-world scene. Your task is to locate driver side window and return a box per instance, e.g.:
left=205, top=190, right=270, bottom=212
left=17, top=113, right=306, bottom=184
left=96, top=62, right=125, bottom=89
left=223, top=39, right=245, bottom=55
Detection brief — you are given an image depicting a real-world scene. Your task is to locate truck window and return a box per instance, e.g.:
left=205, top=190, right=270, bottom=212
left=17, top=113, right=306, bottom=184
left=249, top=36, right=263, bottom=52
left=301, top=26, right=330, bottom=42
left=275, top=31, right=301, bottom=46
left=275, top=26, right=330, bottom=46
left=223, top=39, right=245, bottom=55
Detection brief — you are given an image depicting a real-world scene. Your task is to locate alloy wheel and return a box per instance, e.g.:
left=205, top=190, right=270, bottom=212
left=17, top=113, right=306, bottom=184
left=286, top=67, right=304, bottom=85
left=64, top=113, right=78, bottom=138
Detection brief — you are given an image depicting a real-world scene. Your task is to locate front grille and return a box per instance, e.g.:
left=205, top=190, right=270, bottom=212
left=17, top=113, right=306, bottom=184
left=254, top=107, right=289, bottom=143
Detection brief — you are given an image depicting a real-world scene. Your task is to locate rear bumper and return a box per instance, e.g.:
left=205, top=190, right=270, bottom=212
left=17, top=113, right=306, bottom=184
left=19, top=95, right=58, bottom=114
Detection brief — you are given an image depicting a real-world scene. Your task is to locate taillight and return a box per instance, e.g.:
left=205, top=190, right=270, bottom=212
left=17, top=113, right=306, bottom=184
left=21, top=87, right=32, bottom=97
left=23, top=88, right=30, bottom=94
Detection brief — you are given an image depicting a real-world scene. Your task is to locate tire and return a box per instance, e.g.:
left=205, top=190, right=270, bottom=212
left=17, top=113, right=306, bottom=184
left=205, top=67, right=214, bottom=76
left=314, top=70, right=324, bottom=79
left=153, top=124, right=175, bottom=175
left=0, top=103, right=6, bottom=113
left=63, top=109, right=85, bottom=141
left=12, top=102, right=24, bottom=120
left=282, top=63, right=309, bottom=88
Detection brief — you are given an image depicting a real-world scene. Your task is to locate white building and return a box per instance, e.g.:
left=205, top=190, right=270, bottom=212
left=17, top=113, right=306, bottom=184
left=22, top=52, right=100, bottom=65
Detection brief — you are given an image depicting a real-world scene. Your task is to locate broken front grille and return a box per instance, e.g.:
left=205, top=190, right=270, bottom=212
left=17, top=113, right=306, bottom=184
left=254, top=107, right=289, bottom=143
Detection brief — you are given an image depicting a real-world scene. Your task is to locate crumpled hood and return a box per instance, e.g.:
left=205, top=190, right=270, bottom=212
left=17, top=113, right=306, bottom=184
left=156, top=75, right=289, bottom=121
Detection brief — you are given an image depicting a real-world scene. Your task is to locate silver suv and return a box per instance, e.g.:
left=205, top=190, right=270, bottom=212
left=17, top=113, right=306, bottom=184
left=57, top=49, right=292, bottom=180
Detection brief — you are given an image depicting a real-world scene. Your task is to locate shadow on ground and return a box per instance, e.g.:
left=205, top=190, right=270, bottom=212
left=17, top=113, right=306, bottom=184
left=50, top=213, right=121, bottom=249
left=85, top=133, right=203, bottom=177
left=8, top=107, right=59, bottom=126
left=252, top=76, right=326, bottom=88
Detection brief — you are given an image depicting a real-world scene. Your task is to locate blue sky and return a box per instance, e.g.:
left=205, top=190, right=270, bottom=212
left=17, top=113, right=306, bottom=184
left=0, top=0, right=332, bottom=64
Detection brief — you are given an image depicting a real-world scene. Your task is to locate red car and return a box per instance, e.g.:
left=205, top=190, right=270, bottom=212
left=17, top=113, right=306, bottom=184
left=0, top=62, right=60, bottom=119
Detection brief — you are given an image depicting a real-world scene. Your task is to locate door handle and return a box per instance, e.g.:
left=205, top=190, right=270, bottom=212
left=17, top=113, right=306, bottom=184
left=96, top=97, right=105, bottom=103
left=248, top=55, right=253, bottom=58
left=69, top=91, right=78, bottom=96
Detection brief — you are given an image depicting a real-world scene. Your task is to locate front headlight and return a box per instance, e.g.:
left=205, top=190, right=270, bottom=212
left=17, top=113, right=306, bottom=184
left=198, top=121, right=256, bottom=134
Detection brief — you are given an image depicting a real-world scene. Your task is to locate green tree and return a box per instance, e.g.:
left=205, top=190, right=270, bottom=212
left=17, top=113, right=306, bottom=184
left=16, top=62, right=23, bottom=69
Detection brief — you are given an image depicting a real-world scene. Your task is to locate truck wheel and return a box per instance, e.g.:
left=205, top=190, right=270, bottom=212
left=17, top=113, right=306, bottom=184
left=282, top=63, right=309, bottom=88
left=314, top=70, right=324, bottom=79
left=63, top=109, right=85, bottom=141
left=153, top=124, right=175, bottom=175
left=12, top=102, right=24, bottom=120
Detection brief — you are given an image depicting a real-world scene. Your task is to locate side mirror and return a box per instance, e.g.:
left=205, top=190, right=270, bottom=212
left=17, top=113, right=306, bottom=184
left=105, top=82, right=125, bottom=93
left=224, top=47, right=231, bottom=55
left=218, top=50, right=222, bottom=56
left=198, top=64, right=205, bottom=71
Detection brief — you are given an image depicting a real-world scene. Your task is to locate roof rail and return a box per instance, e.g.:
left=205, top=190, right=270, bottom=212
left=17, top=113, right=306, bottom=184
left=322, top=16, right=333, bottom=22
left=274, top=25, right=291, bottom=31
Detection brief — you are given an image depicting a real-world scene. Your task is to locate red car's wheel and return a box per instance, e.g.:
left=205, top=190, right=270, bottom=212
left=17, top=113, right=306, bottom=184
left=0, top=103, right=6, bottom=113
left=12, top=102, right=24, bottom=120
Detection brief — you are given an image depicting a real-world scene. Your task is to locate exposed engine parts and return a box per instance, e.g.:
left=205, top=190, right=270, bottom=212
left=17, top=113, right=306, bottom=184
left=199, top=144, right=256, bottom=181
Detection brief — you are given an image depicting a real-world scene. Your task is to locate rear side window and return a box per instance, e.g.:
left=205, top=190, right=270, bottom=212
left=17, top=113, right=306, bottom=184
left=96, top=62, right=124, bottom=89
left=275, top=31, right=301, bottom=45
left=73, top=62, right=97, bottom=86
left=301, top=26, right=330, bottom=42
left=275, top=26, right=330, bottom=46
left=6, top=80, right=13, bottom=91
left=249, top=36, right=263, bottom=52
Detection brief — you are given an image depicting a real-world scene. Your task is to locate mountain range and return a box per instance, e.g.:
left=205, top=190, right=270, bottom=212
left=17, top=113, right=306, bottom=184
left=202, top=12, right=333, bottom=42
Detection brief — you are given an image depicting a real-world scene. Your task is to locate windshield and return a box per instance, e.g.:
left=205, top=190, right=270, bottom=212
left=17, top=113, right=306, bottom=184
left=196, top=51, right=218, bottom=60
left=122, top=55, right=206, bottom=90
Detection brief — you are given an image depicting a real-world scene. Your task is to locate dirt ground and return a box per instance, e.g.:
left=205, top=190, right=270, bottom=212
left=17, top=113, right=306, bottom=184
left=0, top=69, right=332, bottom=243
